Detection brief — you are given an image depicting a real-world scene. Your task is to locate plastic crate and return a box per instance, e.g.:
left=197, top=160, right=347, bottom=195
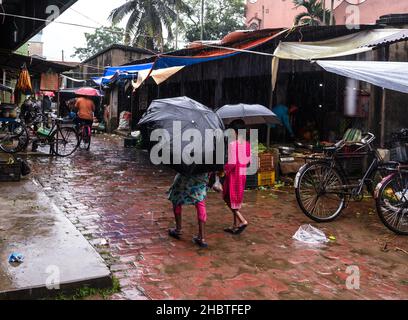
left=0, top=160, right=21, bottom=182
left=258, top=171, right=276, bottom=187
left=258, top=153, right=274, bottom=172
left=390, top=146, right=408, bottom=163
left=246, top=173, right=258, bottom=189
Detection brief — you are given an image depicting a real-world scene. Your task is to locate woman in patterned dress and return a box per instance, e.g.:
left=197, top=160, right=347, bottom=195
left=168, top=173, right=210, bottom=248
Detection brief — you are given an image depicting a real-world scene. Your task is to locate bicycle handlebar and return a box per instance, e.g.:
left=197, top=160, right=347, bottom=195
left=361, top=132, right=375, bottom=145
left=326, top=132, right=376, bottom=154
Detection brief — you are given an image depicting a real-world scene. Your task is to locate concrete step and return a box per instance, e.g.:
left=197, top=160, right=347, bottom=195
left=0, top=180, right=111, bottom=300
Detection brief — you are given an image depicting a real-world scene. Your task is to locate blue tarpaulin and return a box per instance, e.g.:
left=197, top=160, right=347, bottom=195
left=104, top=62, right=154, bottom=77
left=154, top=53, right=239, bottom=69
left=92, top=52, right=241, bottom=86
left=93, top=62, right=154, bottom=86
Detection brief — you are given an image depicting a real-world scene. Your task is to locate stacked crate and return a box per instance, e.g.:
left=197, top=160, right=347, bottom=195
left=0, top=155, right=21, bottom=182
left=257, top=153, right=275, bottom=187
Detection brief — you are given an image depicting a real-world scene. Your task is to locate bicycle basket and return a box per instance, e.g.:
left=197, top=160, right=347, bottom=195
left=335, top=144, right=370, bottom=178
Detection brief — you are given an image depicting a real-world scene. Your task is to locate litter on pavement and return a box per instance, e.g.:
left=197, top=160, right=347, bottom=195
left=8, top=253, right=24, bottom=263
left=293, top=225, right=329, bottom=245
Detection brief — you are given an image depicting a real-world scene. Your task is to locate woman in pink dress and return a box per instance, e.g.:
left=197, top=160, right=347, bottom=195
left=223, top=120, right=251, bottom=235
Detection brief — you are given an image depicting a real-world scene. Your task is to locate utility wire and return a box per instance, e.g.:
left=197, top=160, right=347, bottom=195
left=67, top=6, right=104, bottom=28
left=0, top=12, right=188, bottom=43
left=0, top=12, right=99, bottom=30
left=199, top=43, right=276, bottom=57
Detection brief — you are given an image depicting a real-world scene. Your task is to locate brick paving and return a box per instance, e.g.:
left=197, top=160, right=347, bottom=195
left=29, top=134, right=408, bottom=300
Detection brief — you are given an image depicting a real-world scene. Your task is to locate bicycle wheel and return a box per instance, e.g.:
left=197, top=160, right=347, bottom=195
left=295, top=161, right=347, bottom=222
left=0, top=121, right=29, bottom=154
left=376, top=172, right=408, bottom=235
left=51, top=127, right=79, bottom=157
left=79, top=126, right=91, bottom=151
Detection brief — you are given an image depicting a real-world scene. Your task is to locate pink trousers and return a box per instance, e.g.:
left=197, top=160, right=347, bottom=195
left=174, top=201, right=207, bottom=223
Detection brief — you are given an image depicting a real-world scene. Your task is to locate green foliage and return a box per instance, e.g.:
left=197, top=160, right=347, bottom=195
left=55, top=276, right=121, bottom=300
left=72, top=26, right=125, bottom=61
left=184, top=0, right=246, bottom=42
left=292, top=0, right=333, bottom=26
left=109, top=0, right=192, bottom=51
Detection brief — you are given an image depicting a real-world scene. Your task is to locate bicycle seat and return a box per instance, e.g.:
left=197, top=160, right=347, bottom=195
left=54, top=117, right=72, bottom=124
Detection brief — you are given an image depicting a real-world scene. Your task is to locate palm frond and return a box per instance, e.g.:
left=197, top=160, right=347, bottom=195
left=109, top=0, right=137, bottom=24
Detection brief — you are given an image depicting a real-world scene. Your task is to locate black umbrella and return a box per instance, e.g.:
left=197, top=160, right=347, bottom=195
left=216, top=103, right=281, bottom=126
left=138, top=96, right=225, bottom=175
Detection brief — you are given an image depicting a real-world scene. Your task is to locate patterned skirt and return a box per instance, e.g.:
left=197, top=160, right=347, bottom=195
left=167, top=173, right=209, bottom=206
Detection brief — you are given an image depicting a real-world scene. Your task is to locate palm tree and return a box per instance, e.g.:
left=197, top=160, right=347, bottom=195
left=292, top=0, right=332, bottom=26
left=109, top=0, right=192, bottom=51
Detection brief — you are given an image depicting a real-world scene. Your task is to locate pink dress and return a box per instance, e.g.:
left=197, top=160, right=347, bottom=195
left=223, top=140, right=251, bottom=210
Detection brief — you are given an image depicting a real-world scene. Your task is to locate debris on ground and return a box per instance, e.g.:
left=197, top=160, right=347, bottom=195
left=293, top=225, right=329, bottom=245
left=8, top=253, right=24, bottom=263
left=396, top=247, right=408, bottom=255
left=328, top=235, right=336, bottom=242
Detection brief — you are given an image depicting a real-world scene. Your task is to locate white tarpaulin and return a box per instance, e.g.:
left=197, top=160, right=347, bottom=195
left=273, top=29, right=404, bottom=60
left=132, top=66, right=185, bottom=90
left=271, top=29, right=407, bottom=91
left=317, top=60, right=408, bottom=94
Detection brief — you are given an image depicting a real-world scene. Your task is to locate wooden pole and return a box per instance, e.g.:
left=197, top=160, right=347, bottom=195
left=380, top=88, right=386, bottom=148
left=175, top=11, right=179, bottom=49
left=330, top=0, right=335, bottom=25
left=200, top=0, right=204, bottom=40
left=380, top=45, right=390, bottom=148
left=2, top=70, right=6, bottom=102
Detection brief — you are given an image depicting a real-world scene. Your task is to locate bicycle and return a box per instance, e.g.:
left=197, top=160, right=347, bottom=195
left=375, top=164, right=408, bottom=235
left=0, top=118, right=29, bottom=153
left=77, top=121, right=92, bottom=151
left=294, top=133, right=394, bottom=223
left=19, top=115, right=80, bottom=157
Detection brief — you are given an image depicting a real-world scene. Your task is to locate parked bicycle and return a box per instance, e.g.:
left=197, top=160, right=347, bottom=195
left=375, top=164, right=408, bottom=235
left=294, top=133, right=394, bottom=223
left=0, top=118, right=29, bottom=153
left=1, top=114, right=80, bottom=157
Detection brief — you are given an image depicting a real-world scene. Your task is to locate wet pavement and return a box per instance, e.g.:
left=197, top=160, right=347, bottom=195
left=28, top=134, right=408, bottom=300
left=0, top=179, right=111, bottom=299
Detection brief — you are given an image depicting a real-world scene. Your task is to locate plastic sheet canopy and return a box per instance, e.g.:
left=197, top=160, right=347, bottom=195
left=317, top=60, right=408, bottom=94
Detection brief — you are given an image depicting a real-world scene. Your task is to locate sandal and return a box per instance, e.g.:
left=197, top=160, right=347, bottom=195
left=233, top=224, right=248, bottom=235
left=168, top=228, right=182, bottom=240
left=193, top=236, right=209, bottom=248
left=224, top=227, right=237, bottom=234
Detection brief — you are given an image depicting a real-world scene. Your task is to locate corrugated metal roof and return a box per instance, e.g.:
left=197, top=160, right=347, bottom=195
left=126, top=25, right=378, bottom=66
left=365, top=29, right=408, bottom=47
left=0, top=52, right=75, bottom=75
left=81, top=44, right=156, bottom=64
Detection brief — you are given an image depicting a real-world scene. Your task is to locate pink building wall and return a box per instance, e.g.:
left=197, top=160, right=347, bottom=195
left=246, top=0, right=342, bottom=29
left=334, top=0, right=408, bottom=25
left=246, top=0, right=408, bottom=29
